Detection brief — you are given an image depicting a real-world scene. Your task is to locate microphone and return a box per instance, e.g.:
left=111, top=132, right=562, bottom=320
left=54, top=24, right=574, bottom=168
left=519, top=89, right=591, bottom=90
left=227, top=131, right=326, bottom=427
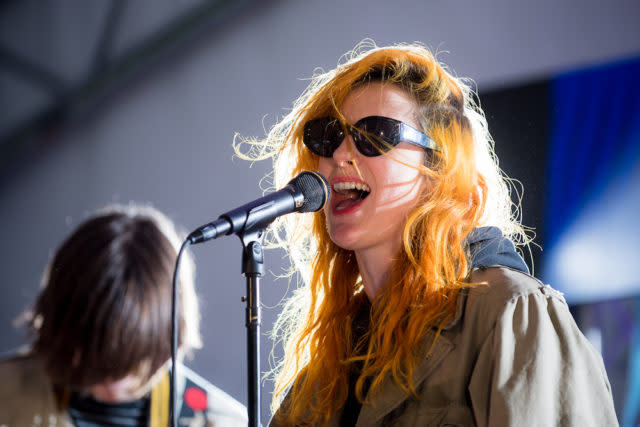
left=187, top=171, right=330, bottom=244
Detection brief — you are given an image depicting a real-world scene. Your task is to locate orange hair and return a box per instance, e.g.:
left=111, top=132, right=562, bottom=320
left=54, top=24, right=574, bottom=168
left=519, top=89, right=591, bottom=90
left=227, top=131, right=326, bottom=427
left=235, top=40, right=526, bottom=425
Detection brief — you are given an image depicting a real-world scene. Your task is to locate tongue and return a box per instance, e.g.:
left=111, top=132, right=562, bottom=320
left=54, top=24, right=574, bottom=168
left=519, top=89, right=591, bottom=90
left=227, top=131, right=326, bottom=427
left=336, top=196, right=362, bottom=211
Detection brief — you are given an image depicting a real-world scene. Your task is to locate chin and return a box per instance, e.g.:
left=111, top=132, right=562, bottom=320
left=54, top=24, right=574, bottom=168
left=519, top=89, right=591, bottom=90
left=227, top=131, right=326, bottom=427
left=328, top=231, right=364, bottom=252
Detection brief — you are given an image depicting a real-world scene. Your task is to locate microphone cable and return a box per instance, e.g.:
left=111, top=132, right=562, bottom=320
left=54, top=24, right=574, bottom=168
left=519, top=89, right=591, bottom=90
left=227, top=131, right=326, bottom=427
left=170, top=238, right=191, bottom=427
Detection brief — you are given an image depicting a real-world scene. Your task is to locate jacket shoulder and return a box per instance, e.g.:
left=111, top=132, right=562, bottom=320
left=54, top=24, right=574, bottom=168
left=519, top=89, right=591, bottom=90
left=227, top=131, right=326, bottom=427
left=468, top=266, right=565, bottom=306
left=0, top=352, right=64, bottom=425
left=0, top=351, right=49, bottom=395
left=459, top=266, right=567, bottom=334
left=462, top=268, right=617, bottom=426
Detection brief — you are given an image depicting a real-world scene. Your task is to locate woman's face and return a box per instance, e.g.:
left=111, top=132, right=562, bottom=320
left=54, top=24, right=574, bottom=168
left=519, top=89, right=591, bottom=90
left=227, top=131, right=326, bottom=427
left=318, top=82, right=428, bottom=256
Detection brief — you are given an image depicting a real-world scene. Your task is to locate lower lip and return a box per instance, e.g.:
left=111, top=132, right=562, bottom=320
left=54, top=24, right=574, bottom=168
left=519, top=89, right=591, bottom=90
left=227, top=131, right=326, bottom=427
left=331, top=197, right=366, bottom=216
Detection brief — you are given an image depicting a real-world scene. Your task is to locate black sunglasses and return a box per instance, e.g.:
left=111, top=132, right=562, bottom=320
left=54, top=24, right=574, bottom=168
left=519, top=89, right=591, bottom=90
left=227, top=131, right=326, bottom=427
left=303, top=115, right=439, bottom=158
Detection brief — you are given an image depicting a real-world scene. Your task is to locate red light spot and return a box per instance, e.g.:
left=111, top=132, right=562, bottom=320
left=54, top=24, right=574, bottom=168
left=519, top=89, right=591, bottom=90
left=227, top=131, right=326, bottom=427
left=184, top=387, right=208, bottom=412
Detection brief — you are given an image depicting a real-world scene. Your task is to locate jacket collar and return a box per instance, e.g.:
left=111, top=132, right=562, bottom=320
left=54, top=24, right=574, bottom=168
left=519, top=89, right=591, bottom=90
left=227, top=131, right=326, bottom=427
left=441, top=287, right=469, bottom=331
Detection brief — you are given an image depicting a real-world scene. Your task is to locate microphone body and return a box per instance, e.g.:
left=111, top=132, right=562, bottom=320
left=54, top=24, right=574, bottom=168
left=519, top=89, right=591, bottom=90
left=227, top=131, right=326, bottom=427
left=188, top=171, right=329, bottom=244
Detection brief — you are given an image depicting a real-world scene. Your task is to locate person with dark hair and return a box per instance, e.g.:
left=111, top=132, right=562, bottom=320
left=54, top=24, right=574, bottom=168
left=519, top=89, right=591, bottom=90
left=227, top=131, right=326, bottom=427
left=0, top=204, right=247, bottom=426
left=237, top=41, right=618, bottom=426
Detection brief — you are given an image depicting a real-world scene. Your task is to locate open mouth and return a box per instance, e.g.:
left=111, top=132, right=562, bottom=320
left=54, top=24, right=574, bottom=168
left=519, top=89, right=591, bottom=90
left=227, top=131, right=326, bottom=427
left=332, top=181, right=371, bottom=212
left=334, top=181, right=371, bottom=199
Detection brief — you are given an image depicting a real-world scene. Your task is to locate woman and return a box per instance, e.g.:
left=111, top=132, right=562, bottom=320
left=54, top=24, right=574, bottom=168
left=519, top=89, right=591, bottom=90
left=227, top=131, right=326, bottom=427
left=238, top=42, right=617, bottom=426
left=0, top=204, right=247, bottom=427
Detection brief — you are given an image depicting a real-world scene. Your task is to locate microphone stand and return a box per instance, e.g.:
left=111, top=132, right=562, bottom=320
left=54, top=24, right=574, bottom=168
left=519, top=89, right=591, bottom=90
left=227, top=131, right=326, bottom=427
left=238, top=228, right=265, bottom=427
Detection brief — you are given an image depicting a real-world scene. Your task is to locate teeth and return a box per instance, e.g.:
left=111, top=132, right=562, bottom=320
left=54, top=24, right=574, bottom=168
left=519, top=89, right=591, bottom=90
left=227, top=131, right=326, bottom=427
left=334, top=181, right=371, bottom=193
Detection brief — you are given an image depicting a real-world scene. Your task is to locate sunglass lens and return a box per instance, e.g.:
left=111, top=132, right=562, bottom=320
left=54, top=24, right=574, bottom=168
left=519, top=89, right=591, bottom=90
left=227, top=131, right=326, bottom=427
left=354, top=117, right=400, bottom=157
left=303, top=118, right=344, bottom=157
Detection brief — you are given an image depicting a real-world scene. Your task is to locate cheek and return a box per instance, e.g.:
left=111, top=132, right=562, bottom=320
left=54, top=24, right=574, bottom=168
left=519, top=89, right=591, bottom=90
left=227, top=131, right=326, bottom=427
left=372, top=160, right=427, bottom=204
left=318, top=157, right=332, bottom=177
left=372, top=159, right=419, bottom=186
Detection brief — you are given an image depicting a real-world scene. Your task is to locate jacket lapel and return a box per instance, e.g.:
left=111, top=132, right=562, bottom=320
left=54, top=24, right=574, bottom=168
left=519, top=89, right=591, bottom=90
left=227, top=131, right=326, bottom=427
left=355, top=330, right=454, bottom=426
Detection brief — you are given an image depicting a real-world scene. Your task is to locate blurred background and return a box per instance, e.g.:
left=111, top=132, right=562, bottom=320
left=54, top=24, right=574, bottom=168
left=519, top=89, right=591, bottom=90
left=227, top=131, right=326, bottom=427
left=1, top=0, right=639, bottom=425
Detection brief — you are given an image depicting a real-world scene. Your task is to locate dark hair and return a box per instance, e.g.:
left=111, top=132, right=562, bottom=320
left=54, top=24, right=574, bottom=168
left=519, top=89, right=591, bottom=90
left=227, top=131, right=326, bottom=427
left=27, top=204, right=200, bottom=389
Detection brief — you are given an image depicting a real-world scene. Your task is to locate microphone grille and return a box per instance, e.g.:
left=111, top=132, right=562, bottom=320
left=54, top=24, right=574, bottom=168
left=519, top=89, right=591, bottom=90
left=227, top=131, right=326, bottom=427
left=291, top=171, right=330, bottom=213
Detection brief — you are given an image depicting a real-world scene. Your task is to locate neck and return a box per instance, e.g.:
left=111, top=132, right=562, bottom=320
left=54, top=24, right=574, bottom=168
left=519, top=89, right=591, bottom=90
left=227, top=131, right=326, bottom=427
left=355, top=239, right=401, bottom=302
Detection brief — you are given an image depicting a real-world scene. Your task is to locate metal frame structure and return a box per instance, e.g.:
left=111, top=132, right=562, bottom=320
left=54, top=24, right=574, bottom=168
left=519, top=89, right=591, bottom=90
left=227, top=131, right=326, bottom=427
left=0, top=0, right=252, bottom=180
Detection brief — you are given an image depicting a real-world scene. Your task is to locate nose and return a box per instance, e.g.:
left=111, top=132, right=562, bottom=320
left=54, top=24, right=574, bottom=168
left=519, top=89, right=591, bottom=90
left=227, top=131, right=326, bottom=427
left=332, top=132, right=355, bottom=165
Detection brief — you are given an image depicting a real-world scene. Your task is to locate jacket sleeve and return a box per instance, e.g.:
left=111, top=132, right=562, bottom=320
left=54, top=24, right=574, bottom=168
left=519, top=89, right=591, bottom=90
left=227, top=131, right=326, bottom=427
left=468, top=286, right=618, bottom=427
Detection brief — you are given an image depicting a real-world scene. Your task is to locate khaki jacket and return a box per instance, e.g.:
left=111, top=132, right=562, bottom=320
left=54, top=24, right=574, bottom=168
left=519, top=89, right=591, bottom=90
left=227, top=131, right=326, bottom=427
left=270, top=266, right=618, bottom=426
left=0, top=353, right=247, bottom=427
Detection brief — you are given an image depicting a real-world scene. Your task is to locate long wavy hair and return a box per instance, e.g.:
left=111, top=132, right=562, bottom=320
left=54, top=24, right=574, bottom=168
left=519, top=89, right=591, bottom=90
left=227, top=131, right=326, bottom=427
left=236, top=40, right=526, bottom=425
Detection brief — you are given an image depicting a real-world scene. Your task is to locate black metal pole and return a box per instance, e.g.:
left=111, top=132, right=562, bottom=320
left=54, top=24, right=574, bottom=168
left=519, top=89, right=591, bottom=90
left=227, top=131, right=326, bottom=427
left=246, top=273, right=261, bottom=426
left=241, top=237, right=265, bottom=427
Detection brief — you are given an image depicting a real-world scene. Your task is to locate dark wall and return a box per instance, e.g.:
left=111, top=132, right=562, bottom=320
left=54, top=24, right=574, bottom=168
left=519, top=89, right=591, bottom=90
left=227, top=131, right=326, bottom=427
left=480, top=81, right=549, bottom=275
